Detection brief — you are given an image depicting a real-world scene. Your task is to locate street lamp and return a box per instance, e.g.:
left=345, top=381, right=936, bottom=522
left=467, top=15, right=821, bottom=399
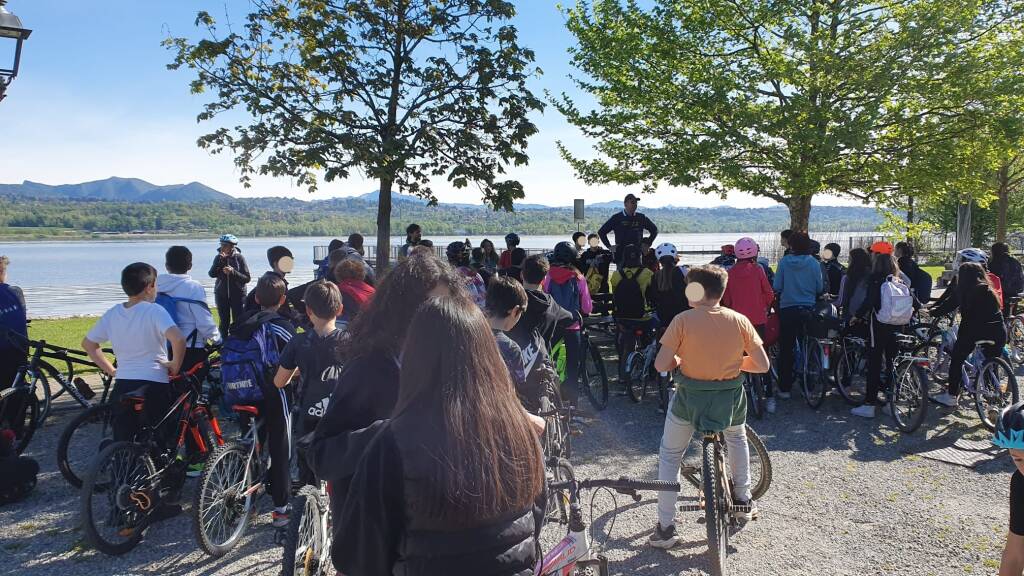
left=0, top=0, right=31, bottom=102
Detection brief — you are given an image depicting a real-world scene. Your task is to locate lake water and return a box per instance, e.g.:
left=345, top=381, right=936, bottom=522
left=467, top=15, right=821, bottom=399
left=0, top=232, right=875, bottom=317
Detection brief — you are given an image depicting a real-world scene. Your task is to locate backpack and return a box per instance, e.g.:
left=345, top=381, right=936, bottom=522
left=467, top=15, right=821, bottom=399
left=155, top=292, right=209, bottom=343
left=585, top=266, right=605, bottom=295
left=548, top=275, right=582, bottom=324
left=220, top=323, right=282, bottom=406
left=613, top=269, right=646, bottom=319
left=1002, top=256, right=1024, bottom=298
left=877, top=275, right=914, bottom=325
left=910, top=267, right=933, bottom=304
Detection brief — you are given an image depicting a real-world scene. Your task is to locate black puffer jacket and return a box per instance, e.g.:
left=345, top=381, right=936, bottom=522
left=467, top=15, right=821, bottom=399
left=331, top=422, right=545, bottom=576
left=208, top=248, right=251, bottom=297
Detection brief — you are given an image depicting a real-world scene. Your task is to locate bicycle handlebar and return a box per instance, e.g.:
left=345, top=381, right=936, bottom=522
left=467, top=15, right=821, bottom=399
left=549, top=477, right=681, bottom=493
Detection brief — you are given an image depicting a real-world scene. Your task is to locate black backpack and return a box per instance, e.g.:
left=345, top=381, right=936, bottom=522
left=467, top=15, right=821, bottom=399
left=910, top=266, right=933, bottom=304
left=614, top=269, right=646, bottom=318
left=1003, top=256, right=1024, bottom=298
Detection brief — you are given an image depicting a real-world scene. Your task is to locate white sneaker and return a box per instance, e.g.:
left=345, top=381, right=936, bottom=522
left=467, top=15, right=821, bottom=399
left=765, top=397, right=777, bottom=414
left=851, top=405, right=876, bottom=418
left=932, top=392, right=959, bottom=408
left=777, top=391, right=792, bottom=400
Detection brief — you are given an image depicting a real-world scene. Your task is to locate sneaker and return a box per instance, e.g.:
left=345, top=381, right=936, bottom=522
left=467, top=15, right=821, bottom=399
left=851, top=405, right=876, bottom=419
left=271, top=508, right=290, bottom=528
left=932, top=392, right=959, bottom=408
left=186, top=463, right=205, bottom=478
left=777, top=391, right=792, bottom=400
left=649, top=523, right=678, bottom=549
left=731, top=497, right=759, bottom=521
left=765, top=398, right=777, bottom=414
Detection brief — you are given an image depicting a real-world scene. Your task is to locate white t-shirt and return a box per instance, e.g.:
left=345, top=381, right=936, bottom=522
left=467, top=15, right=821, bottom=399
left=86, top=301, right=176, bottom=383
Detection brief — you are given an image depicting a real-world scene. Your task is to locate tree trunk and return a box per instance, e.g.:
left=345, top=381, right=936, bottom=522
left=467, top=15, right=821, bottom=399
left=997, top=162, right=1010, bottom=243
left=788, top=195, right=812, bottom=232
left=376, top=178, right=393, bottom=271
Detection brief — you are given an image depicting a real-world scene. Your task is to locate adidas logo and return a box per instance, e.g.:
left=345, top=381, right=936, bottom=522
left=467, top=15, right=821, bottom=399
left=307, top=396, right=331, bottom=418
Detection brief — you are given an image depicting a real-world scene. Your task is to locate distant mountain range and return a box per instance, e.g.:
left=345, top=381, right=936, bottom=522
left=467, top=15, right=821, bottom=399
left=0, top=177, right=884, bottom=238
left=0, top=177, right=232, bottom=203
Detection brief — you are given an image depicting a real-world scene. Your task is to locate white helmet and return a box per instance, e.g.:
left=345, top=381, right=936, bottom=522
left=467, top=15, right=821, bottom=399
left=655, top=242, right=678, bottom=260
left=954, top=248, right=988, bottom=269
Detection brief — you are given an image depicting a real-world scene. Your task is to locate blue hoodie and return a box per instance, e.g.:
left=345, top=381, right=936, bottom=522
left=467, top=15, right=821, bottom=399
left=773, top=254, right=824, bottom=309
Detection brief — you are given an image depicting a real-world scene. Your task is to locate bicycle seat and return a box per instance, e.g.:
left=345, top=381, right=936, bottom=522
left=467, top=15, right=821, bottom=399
left=120, top=390, right=147, bottom=411
left=232, top=405, right=260, bottom=416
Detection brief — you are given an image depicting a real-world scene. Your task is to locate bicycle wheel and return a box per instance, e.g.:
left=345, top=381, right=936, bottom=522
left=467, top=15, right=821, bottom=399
left=193, top=442, right=258, bottom=557
left=544, top=459, right=573, bottom=527
left=834, top=342, right=867, bottom=406
left=802, top=339, right=827, bottom=409
left=58, top=402, right=116, bottom=488
left=702, top=439, right=727, bottom=576
left=624, top=349, right=648, bottom=403
left=0, top=387, right=40, bottom=455
left=745, top=374, right=765, bottom=420
left=745, top=427, right=772, bottom=500
left=583, top=338, right=609, bottom=411
left=80, top=441, right=155, bottom=556
left=281, top=484, right=331, bottom=576
left=890, top=359, right=929, bottom=434
left=974, top=357, right=1019, bottom=431
left=1008, top=317, right=1024, bottom=366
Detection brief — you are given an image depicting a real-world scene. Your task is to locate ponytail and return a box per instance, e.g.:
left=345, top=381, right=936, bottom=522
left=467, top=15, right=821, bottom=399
left=656, top=256, right=677, bottom=292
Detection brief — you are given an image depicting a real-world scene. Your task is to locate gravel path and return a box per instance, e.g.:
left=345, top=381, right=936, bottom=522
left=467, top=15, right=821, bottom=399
left=1, top=371, right=1014, bottom=576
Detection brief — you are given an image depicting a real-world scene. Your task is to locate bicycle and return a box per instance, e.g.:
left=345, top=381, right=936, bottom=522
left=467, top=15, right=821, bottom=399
left=541, top=459, right=680, bottom=576
left=551, top=316, right=612, bottom=411
left=280, top=480, right=332, bottom=576
left=0, top=328, right=113, bottom=454
left=833, top=333, right=869, bottom=405
left=58, top=350, right=222, bottom=489
left=192, top=401, right=275, bottom=557
left=620, top=323, right=671, bottom=410
left=744, top=372, right=767, bottom=420
left=920, top=332, right=1020, bottom=430
left=80, top=360, right=224, bottom=555
left=801, top=312, right=840, bottom=409
left=885, top=335, right=933, bottom=433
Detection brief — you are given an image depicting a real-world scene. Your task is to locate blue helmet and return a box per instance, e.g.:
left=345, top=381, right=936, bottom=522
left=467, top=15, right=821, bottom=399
left=993, top=400, right=1024, bottom=450
left=219, top=234, right=239, bottom=245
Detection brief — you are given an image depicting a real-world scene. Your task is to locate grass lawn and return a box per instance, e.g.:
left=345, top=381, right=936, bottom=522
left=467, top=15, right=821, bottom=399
left=921, top=265, right=946, bottom=280
left=27, top=310, right=223, bottom=372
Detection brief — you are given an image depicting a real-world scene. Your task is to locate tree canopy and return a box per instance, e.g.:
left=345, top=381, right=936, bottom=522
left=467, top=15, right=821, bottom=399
left=165, top=0, right=543, bottom=268
left=555, top=0, right=1024, bottom=232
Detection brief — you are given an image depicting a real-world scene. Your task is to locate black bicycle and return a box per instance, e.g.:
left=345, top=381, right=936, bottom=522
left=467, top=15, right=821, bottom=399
left=0, top=327, right=113, bottom=454
left=552, top=316, right=612, bottom=411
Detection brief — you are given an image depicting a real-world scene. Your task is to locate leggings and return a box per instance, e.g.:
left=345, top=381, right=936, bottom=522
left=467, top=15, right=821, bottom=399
left=777, top=307, right=811, bottom=392
left=948, top=333, right=1005, bottom=396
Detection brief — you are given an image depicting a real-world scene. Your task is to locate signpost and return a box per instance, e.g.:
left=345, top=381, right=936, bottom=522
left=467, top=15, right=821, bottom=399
left=574, top=198, right=585, bottom=232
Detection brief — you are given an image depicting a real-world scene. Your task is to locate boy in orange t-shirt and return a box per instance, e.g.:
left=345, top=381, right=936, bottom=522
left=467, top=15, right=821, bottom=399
left=649, top=265, right=770, bottom=549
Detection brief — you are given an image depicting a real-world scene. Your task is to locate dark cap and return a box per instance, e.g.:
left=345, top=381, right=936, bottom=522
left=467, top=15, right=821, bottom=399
left=624, top=193, right=640, bottom=203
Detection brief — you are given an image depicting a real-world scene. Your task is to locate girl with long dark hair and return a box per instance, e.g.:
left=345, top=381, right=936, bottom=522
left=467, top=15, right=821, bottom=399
left=838, top=248, right=872, bottom=321
left=851, top=253, right=904, bottom=418
left=334, top=296, right=546, bottom=575
left=649, top=243, right=689, bottom=324
left=309, top=252, right=463, bottom=537
left=934, top=262, right=1007, bottom=407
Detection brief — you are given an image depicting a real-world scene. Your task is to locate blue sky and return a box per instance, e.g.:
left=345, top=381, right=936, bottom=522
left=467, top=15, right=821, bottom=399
left=0, top=1, right=855, bottom=208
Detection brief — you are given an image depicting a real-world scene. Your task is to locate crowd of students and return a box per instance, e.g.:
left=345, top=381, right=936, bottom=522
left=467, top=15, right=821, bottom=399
left=4, top=200, right=1024, bottom=574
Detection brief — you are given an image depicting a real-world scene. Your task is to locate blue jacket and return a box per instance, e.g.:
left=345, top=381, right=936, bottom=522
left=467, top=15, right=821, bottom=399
left=773, top=254, right=823, bottom=309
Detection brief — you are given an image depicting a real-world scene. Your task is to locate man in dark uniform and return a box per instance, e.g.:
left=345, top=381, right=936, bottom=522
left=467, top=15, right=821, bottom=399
left=598, top=193, right=659, bottom=265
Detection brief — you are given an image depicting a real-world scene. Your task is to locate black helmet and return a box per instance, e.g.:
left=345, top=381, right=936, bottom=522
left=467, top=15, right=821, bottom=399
left=446, top=241, right=469, bottom=262
left=505, top=233, right=521, bottom=247
left=993, top=400, right=1024, bottom=450
left=550, top=241, right=577, bottom=265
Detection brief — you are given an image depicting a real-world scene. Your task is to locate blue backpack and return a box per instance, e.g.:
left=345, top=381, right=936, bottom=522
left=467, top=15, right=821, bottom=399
left=220, top=323, right=281, bottom=406
left=548, top=276, right=582, bottom=323
left=155, top=292, right=209, bottom=344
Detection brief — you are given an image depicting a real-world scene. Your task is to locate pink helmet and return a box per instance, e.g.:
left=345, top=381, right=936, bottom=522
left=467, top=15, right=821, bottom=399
left=735, top=237, right=759, bottom=259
